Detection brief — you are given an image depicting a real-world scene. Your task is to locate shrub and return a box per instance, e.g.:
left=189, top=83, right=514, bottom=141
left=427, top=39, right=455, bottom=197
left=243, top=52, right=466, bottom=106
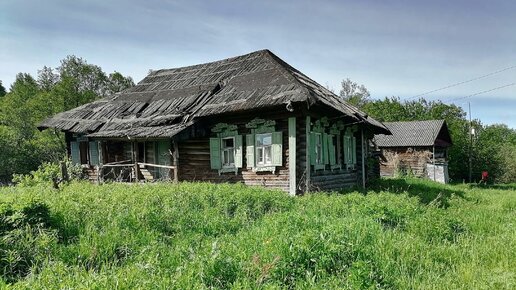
left=12, top=159, right=84, bottom=187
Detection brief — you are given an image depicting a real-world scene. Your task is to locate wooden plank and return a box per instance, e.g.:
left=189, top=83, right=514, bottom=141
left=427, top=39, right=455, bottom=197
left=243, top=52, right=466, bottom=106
left=288, top=117, right=296, bottom=196
left=305, top=116, right=311, bottom=192
left=102, top=163, right=134, bottom=167
left=137, top=162, right=177, bottom=169
left=173, top=140, right=179, bottom=183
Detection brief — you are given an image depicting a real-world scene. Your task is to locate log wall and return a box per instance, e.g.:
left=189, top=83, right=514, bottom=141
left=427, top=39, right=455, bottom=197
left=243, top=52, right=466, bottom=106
left=177, top=117, right=291, bottom=192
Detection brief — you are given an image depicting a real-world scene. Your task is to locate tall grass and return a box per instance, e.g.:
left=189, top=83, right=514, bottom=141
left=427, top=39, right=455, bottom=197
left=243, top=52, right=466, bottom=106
left=0, top=179, right=514, bottom=289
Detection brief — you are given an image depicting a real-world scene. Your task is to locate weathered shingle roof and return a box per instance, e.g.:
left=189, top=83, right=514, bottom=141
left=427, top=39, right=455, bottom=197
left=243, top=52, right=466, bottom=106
left=374, top=120, right=452, bottom=147
left=39, top=49, right=389, bottom=138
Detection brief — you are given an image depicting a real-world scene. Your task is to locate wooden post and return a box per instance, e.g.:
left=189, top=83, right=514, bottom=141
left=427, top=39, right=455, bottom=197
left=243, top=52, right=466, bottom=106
left=361, top=128, right=366, bottom=189
left=305, top=116, right=311, bottom=192
left=60, top=161, right=69, bottom=182
left=132, top=141, right=139, bottom=182
left=288, top=117, right=296, bottom=196
left=173, top=139, right=179, bottom=183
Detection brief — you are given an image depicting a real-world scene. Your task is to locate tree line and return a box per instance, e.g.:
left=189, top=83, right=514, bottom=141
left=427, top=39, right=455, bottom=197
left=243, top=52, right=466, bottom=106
left=340, top=79, right=516, bottom=183
left=0, top=56, right=134, bottom=183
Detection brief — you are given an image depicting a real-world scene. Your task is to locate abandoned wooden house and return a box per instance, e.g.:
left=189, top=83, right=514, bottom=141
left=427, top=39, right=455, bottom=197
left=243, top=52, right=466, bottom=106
left=374, top=120, right=452, bottom=183
left=39, top=49, right=390, bottom=194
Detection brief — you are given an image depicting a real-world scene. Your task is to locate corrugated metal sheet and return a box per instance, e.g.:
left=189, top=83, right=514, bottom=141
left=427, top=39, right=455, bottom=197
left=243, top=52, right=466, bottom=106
left=374, top=120, right=451, bottom=147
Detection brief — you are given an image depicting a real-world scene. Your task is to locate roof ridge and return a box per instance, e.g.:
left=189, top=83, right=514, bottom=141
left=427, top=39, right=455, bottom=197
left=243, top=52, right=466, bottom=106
left=262, top=50, right=370, bottom=119
left=148, top=49, right=270, bottom=77
left=259, top=50, right=315, bottom=104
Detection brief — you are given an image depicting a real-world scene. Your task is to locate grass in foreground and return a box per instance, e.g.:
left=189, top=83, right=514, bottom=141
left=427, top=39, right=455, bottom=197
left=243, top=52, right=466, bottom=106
left=0, top=179, right=514, bottom=289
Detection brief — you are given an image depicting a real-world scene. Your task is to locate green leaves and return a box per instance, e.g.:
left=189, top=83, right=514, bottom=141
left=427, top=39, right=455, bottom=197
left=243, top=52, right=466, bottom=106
left=0, top=55, right=134, bottom=182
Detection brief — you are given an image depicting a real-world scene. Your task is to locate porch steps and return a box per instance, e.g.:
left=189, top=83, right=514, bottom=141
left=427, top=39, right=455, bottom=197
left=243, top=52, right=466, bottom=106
left=139, top=168, right=154, bottom=181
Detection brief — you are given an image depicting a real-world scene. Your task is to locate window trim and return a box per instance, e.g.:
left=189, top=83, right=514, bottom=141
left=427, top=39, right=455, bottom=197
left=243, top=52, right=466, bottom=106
left=245, top=118, right=282, bottom=173
left=255, top=133, right=273, bottom=166
left=221, top=136, right=236, bottom=168
left=210, top=123, right=243, bottom=175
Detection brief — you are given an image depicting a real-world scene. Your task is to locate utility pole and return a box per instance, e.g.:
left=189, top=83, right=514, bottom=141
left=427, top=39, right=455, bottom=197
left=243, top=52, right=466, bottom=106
left=468, top=102, right=473, bottom=183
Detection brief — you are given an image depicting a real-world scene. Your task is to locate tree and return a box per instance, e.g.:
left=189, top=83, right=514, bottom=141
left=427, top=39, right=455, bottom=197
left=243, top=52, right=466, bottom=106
left=474, top=124, right=516, bottom=182
left=339, top=78, right=371, bottom=108
left=37, top=66, right=59, bottom=91
left=0, top=80, right=6, bottom=98
left=107, top=72, right=135, bottom=95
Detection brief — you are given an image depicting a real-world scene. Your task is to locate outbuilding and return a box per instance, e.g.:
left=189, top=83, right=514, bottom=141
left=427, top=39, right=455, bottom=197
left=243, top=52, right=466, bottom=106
left=374, top=120, right=452, bottom=183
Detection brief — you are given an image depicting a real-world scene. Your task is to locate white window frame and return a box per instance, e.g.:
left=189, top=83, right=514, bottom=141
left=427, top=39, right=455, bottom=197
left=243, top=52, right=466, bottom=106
left=221, top=136, right=236, bottom=168
left=255, top=133, right=273, bottom=166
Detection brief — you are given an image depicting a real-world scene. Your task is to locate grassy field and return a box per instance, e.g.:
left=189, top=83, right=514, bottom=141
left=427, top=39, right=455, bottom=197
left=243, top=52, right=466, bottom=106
left=0, top=179, right=514, bottom=289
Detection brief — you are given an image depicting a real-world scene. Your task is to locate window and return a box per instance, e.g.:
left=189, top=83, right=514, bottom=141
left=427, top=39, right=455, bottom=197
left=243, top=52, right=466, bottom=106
left=328, top=134, right=340, bottom=168
left=209, top=123, right=243, bottom=174
left=256, top=133, right=273, bottom=165
left=309, top=130, right=328, bottom=171
left=245, top=118, right=282, bottom=173
left=221, top=137, right=235, bottom=167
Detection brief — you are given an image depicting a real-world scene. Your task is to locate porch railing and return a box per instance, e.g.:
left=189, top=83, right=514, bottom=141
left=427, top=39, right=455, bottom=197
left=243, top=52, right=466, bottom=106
left=96, top=161, right=177, bottom=183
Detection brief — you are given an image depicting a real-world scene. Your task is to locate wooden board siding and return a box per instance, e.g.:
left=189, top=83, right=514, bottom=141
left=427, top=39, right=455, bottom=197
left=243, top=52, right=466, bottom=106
left=178, top=118, right=291, bottom=192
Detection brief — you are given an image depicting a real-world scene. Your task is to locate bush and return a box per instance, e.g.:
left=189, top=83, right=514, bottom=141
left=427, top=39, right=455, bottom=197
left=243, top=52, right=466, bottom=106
left=12, top=159, right=83, bottom=187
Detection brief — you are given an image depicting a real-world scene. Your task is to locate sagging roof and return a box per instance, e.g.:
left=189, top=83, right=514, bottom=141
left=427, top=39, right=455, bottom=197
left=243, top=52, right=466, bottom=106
left=374, top=120, right=452, bottom=148
left=39, top=49, right=389, bottom=138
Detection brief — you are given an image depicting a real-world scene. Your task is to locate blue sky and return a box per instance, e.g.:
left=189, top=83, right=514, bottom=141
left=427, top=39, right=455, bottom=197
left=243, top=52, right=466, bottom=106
left=1, top=0, right=515, bottom=128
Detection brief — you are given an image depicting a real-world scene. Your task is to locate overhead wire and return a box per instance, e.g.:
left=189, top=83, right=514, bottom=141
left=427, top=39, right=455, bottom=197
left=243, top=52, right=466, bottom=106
left=444, top=82, right=516, bottom=103
left=407, top=65, right=516, bottom=100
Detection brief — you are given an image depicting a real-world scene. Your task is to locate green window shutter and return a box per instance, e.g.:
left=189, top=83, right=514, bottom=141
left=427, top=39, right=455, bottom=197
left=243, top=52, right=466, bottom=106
left=246, top=134, right=255, bottom=169
left=89, top=141, right=100, bottom=166
left=157, top=140, right=171, bottom=165
left=271, top=131, right=283, bottom=166
left=234, top=135, right=243, bottom=168
left=328, top=135, right=336, bottom=165
left=70, top=141, right=80, bottom=164
left=352, top=136, right=357, bottom=165
left=309, top=132, right=316, bottom=166
left=322, top=133, right=329, bottom=165
left=209, top=138, right=221, bottom=170
left=343, top=135, right=351, bottom=166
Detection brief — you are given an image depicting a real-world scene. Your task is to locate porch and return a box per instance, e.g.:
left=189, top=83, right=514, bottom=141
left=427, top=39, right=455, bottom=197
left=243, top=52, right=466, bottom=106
left=69, top=137, right=178, bottom=183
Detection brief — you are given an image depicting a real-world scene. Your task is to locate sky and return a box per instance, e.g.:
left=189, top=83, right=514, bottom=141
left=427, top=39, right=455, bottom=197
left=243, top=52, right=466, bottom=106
left=1, top=0, right=515, bottom=128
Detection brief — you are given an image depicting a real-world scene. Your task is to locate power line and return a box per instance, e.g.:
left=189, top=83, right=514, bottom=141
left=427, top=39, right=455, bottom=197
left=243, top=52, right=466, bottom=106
left=408, top=65, right=516, bottom=100
left=444, top=82, right=516, bottom=103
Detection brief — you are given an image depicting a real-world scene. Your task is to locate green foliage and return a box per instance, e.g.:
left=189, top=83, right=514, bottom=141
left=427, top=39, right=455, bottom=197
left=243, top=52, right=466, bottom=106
left=12, top=159, right=84, bottom=187
left=0, top=199, right=57, bottom=283
left=498, top=144, right=516, bottom=183
left=0, top=80, right=7, bottom=98
left=0, top=181, right=514, bottom=288
left=0, top=56, right=134, bottom=182
left=339, top=78, right=371, bottom=108
left=473, top=124, right=516, bottom=183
